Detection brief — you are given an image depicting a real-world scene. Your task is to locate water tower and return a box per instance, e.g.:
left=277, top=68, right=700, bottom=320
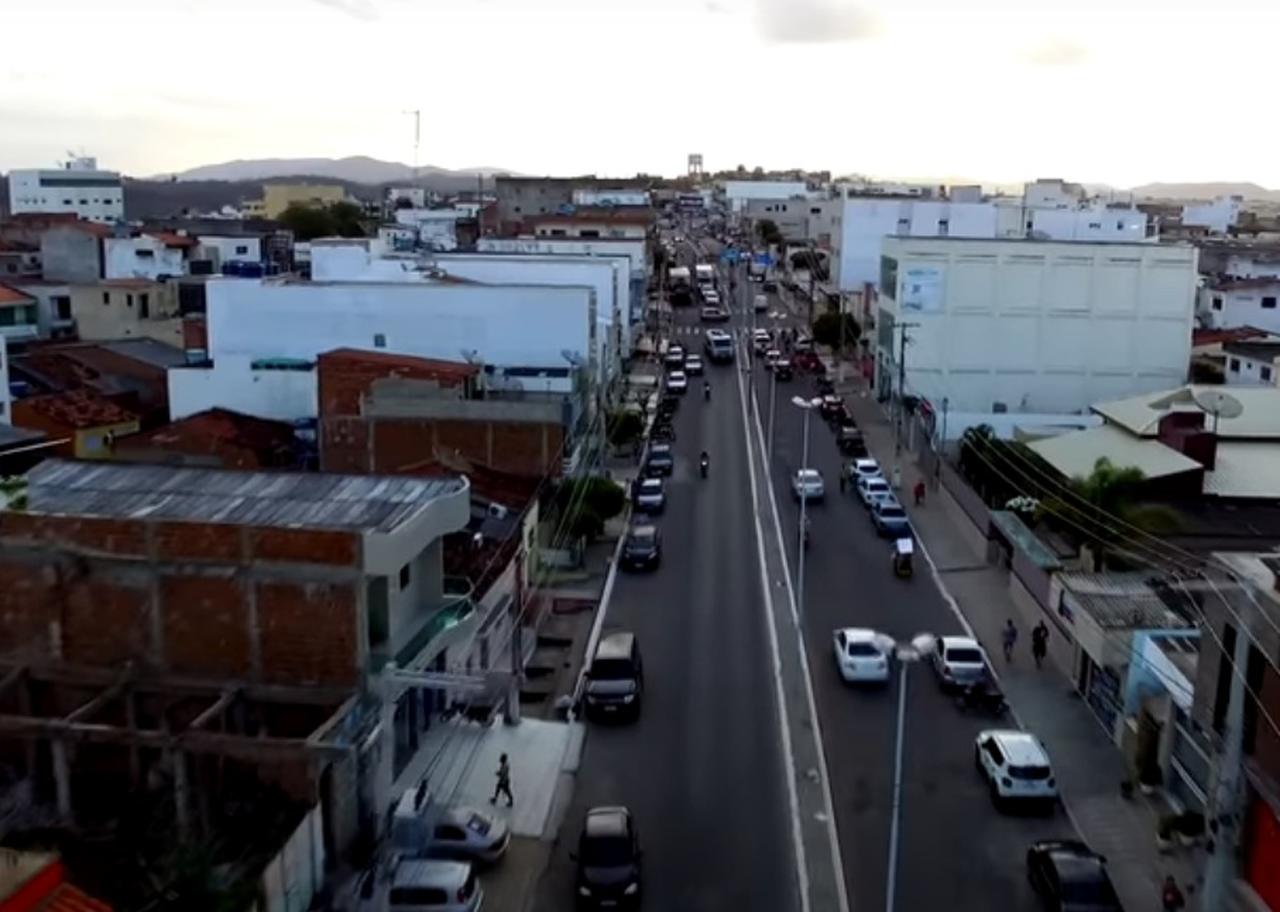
left=687, top=153, right=703, bottom=179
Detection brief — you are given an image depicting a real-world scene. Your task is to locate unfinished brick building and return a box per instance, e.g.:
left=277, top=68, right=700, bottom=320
left=0, top=458, right=470, bottom=867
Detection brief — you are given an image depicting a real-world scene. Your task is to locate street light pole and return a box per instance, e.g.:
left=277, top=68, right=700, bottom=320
left=885, top=633, right=934, bottom=912
left=767, top=368, right=778, bottom=458
left=792, top=396, right=821, bottom=615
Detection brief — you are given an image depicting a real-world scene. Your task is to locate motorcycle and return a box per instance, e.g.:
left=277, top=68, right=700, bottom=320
left=703, top=383, right=711, bottom=402
left=955, top=678, right=1008, bottom=716
left=699, top=455, right=709, bottom=479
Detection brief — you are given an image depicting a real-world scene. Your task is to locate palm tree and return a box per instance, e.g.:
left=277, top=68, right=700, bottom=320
left=1040, top=457, right=1181, bottom=570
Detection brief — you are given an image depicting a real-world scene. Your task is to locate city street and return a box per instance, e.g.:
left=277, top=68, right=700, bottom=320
left=750, top=277, right=1075, bottom=911
left=531, top=290, right=798, bottom=912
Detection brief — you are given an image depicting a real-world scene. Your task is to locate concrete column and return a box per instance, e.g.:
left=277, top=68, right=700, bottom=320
left=51, top=739, right=73, bottom=824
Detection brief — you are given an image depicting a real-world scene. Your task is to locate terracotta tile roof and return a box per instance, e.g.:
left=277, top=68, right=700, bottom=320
left=0, top=284, right=35, bottom=306
left=121, top=408, right=297, bottom=468
left=1192, top=326, right=1274, bottom=347
left=16, top=388, right=139, bottom=429
left=319, top=348, right=480, bottom=381
left=5, top=213, right=112, bottom=237
left=145, top=231, right=197, bottom=248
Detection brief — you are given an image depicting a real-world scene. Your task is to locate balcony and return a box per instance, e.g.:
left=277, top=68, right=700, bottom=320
left=370, top=577, right=477, bottom=673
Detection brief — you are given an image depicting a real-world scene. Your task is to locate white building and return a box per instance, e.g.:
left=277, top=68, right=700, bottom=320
left=1182, top=196, right=1241, bottom=235
left=720, top=180, right=813, bottom=214
left=1198, top=278, right=1280, bottom=332
left=572, top=188, right=650, bottom=207
left=876, top=236, right=1198, bottom=420
left=104, top=233, right=193, bottom=280
left=1023, top=178, right=1086, bottom=210
left=393, top=209, right=463, bottom=251
left=6, top=157, right=123, bottom=224
left=378, top=225, right=418, bottom=252
left=194, top=235, right=263, bottom=268
left=385, top=187, right=431, bottom=209
left=168, top=278, right=595, bottom=422
left=1027, top=206, right=1150, bottom=244
left=1223, top=340, right=1280, bottom=387
left=477, top=236, right=649, bottom=322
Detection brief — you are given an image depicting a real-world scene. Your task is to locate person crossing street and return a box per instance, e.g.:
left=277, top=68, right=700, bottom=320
left=1001, top=619, right=1019, bottom=664
left=1031, top=621, right=1049, bottom=670
left=490, top=753, right=514, bottom=807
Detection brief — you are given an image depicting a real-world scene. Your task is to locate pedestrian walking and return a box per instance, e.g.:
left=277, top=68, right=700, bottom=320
left=1001, top=619, right=1018, bottom=664
left=913, top=479, right=926, bottom=507
left=1161, top=875, right=1186, bottom=911
left=1031, top=621, right=1049, bottom=670
left=490, top=753, right=514, bottom=807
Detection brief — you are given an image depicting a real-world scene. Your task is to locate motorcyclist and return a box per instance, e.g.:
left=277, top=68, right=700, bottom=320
left=699, top=450, right=710, bottom=478
left=703, top=380, right=711, bottom=401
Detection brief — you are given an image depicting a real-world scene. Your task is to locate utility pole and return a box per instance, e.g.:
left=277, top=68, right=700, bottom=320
left=1202, top=610, right=1251, bottom=911
left=893, top=321, right=919, bottom=456
left=935, top=396, right=949, bottom=487
left=402, top=109, right=421, bottom=182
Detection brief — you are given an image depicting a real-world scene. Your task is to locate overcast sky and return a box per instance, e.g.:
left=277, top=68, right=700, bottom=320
left=3, top=0, right=1276, bottom=187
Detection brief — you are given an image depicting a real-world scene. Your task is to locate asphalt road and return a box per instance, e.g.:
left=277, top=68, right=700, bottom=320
left=532, top=286, right=798, bottom=911
left=751, top=278, right=1076, bottom=911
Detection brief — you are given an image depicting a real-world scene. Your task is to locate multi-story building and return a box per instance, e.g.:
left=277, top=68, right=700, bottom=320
left=524, top=207, right=650, bottom=240
left=243, top=183, right=349, bottom=220
left=6, top=157, right=124, bottom=224
left=720, top=180, right=814, bottom=214
left=477, top=236, right=649, bottom=323
left=875, top=236, right=1198, bottom=421
left=1183, top=196, right=1242, bottom=235
left=167, top=278, right=595, bottom=423
left=104, top=232, right=196, bottom=280
left=743, top=197, right=810, bottom=241
left=492, top=176, right=651, bottom=235
left=69, top=279, right=182, bottom=347
left=1223, top=339, right=1280, bottom=387
left=1198, top=277, right=1280, bottom=333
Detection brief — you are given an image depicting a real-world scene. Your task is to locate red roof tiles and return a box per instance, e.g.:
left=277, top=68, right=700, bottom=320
left=15, top=388, right=139, bottom=430
left=0, top=283, right=35, bottom=305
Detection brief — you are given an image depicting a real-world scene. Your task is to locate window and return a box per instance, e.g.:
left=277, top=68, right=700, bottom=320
left=62, top=199, right=72, bottom=205
left=126, top=294, right=134, bottom=308
left=235, top=245, right=249, bottom=255
left=811, top=207, right=821, bottom=215
left=1263, top=366, right=1273, bottom=382
left=1088, top=222, right=1102, bottom=229
left=1116, top=220, right=1125, bottom=230
left=1229, top=358, right=1241, bottom=372
left=1263, top=296, right=1277, bottom=309
left=4, top=264, right=13, bottom=274
left=138, top=293, right=149, bottom=319
left=399, top=563, right=411, bottom=589
left=373, top=333, right=386, bottom=348
left=53, top=296, right=71, bottom=320
left=136, top=249, right=154, bottom=259
left=102, top=291, right=111, bottom=306
left=1212, top=296, right=1223, bottom=311
left=79, top=199, right=88, bottom=205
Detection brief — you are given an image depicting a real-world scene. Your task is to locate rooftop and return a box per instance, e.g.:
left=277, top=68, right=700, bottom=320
left=1206, top=276, right=1280, bottom=291
left=1192, top=326, right=1274, bottom=348
left=118, top=408, right=298, bottom=469
left=145, top=231, right=198, bottom=248
left=525, top=208, right=653, bottom=226
left=885, top=235, right=1190, bottom=252
left=1058, top=572, right=1191, bottom=630
left=1223, top=340, right=1280, bottom=361
left=1092, top=385, right=1280, bottom=439
left=1028, top=424, right=1204, bottom=482
left=0, top=284, right=35, bottom=306
left=98, top=337, right=189, bottom=370
left=15, top=388, right=139, bottom=429
left=319, top=347, right=480, bottom=382
left=25, top=459, right=468, bottom=533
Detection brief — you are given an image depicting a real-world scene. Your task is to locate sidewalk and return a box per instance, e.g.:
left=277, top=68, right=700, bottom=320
left=838, top=365, right=1202, bottom=912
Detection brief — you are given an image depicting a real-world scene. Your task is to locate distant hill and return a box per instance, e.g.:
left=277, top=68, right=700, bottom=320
left=157, top=156, right=516, bottom=185
left=1129, top=182, right=1280, bottom=203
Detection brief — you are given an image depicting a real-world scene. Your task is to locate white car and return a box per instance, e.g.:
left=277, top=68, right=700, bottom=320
left=974, top=729, right=1058, bottom=807
left=387, top=860, right=483, bottom=912
left=664, top=345, right=685, bottom=368
left=856, top=474, right=891, bottom=508
left=832, top=628, right=891, bottom=683
left=931, top=636, right=989, bottom=690
left=429, top=805, right=511, bottom=864
left=849, top=458, right=882, bottom=482
left=754, top=294, right=768, bottom=313
left=753, top=331, right=771, bottom=354
left=764, top=349, right=782, bottom=370
left=667, top=371, right=688, bottom=393
left=683, top=354, right=705, bottom=375
left=791, top=468, right=825, bottom=502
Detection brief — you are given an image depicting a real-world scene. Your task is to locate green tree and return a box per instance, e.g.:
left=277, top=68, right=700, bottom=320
left=811, top=312, right=861, bottom=350
left=394, top=196, right=415, bottom=209
left=756, top=219, right=783, bottom=247
left=606, top=411, right=644, bottom=448
left=329, top=200, right=367, bottom=236
left=276, top=201, right=367, bottom=240
left=1038, top=457, right=1182, bottom=570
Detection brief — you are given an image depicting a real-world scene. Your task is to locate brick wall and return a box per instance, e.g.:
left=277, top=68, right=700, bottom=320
left=0, top=514, right=364, bottom=688
left=356, top=417, right=563, bottom=478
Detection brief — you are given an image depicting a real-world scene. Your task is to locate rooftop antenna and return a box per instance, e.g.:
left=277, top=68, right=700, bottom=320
left=402, top=109, right=421, bottom=183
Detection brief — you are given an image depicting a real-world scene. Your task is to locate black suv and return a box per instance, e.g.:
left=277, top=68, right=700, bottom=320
left=583, top=632, right=643, bottom=720
left=573, top=807, right=642, bottom=909
left=620, top=525, right=661, bottom=571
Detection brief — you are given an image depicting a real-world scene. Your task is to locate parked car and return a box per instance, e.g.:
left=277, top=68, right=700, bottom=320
left=871, top=499, right=911, bottom=537
left=832, top=628, right=891, bottom=684
left=753, top=330, right=772, bottom=354
left=849, top=457, right=881, bottom=481
left=975, top=730, right=1058, bottom=809
left=773, top=359, right=794, bottom=381
left=856, top=474, right=892, bottom=508
left=664, top=345, right=685, bottom=368
left=684, top=354, right=705, bottom=375
left=794, top=335, right=814, bottom=354
left=620, top=525, right=662, bottom=571
left=700, top=305, right=723, bottom=322
left=1025, top=840, right=1122, bottom=911
left=573, top=807, right=643, bottom=909
left=426, top=806, right=511, bottom=864
left=764, top=349, right=782, bottom=370
left=763, top=280, right=778, bottom=292
left=836, top=425, right=868, bottom=457
left=583, top=633, right=644, bottom=720
left=791, top=468, right=825, bottom=502
left=643, top=443, right=674, bottom=477
left=387, top=860, right=483, bottom=912
left=931, top=636, right=989, bottom=690
left=819, top=395, right=845, bottom=421
left=633, top=478, right=666, bottom=514
left=667, top=370, right=688, bottom=393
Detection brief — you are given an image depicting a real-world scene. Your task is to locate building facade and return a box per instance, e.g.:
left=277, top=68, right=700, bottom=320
left=6, top=158, right=123, bottom=224
left=104, top=233, right=194, bottom=280
left=876, top=236, right=1198, bottom=415
left=1224, top=340, right=1280, bottom=387
left=1198, top=278, right=1280, bottom=333
left=70, top=279, right=182, bottom=347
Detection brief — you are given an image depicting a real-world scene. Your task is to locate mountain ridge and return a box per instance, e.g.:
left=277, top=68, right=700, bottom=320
left=154, top=156, right=518, bottom=184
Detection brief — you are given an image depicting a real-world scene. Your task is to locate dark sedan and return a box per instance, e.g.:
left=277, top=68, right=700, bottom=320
left=1026, top=840, right=1123, bottom=911
left=620, top=525, right=661, bottom=571
left=773, top=359, right=794, bottom=381
left=643, top=443, right=674, bottom=477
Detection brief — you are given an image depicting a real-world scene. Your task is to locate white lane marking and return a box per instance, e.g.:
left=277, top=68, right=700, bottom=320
left=747, top=365, right=850, bottom=912
left=734, top=338, right=811, bottom=912
left=885, top=659, right=909, bottom=912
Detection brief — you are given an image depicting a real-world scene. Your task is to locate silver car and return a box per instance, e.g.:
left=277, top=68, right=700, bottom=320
left=387, top=860, right=482, bottom=912
left=430, top=806, right=510, bottom=864
left=931, top=636, right=989, bottom=690
left=856, top=474, right=891, bottom=508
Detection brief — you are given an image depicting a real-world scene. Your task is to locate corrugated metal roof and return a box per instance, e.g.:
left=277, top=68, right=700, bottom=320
left=1028, top=424, right=1203, bottom=481
left=1092, top=385, right=1280, bottom=439
left=1204, top=442, right=1280, bottom=498
left=25, top=460, right=465, bottom=533
left=98, top=338, right=188, bottom=369
left=1058, top=572, right=1190, bottom=630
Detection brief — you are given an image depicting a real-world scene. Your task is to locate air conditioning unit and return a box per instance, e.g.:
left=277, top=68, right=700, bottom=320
left=487, top=502, right=509, bottom=520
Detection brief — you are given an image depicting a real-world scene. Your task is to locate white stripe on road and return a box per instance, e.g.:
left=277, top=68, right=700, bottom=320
left=745, top=355, right=850, bottom=912
left=735, top=338, right=811, bottom=912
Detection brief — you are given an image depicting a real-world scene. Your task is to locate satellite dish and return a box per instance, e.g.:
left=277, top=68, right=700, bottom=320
left=1192, top=388, right=1243, bottom=432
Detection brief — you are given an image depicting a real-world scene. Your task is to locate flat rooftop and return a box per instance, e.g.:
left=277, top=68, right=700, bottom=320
left=25, top=459, right=466, bottom=534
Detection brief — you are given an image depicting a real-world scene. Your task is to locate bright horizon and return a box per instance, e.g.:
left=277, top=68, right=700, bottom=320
left=4, top=0, right=1279, bottom=189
